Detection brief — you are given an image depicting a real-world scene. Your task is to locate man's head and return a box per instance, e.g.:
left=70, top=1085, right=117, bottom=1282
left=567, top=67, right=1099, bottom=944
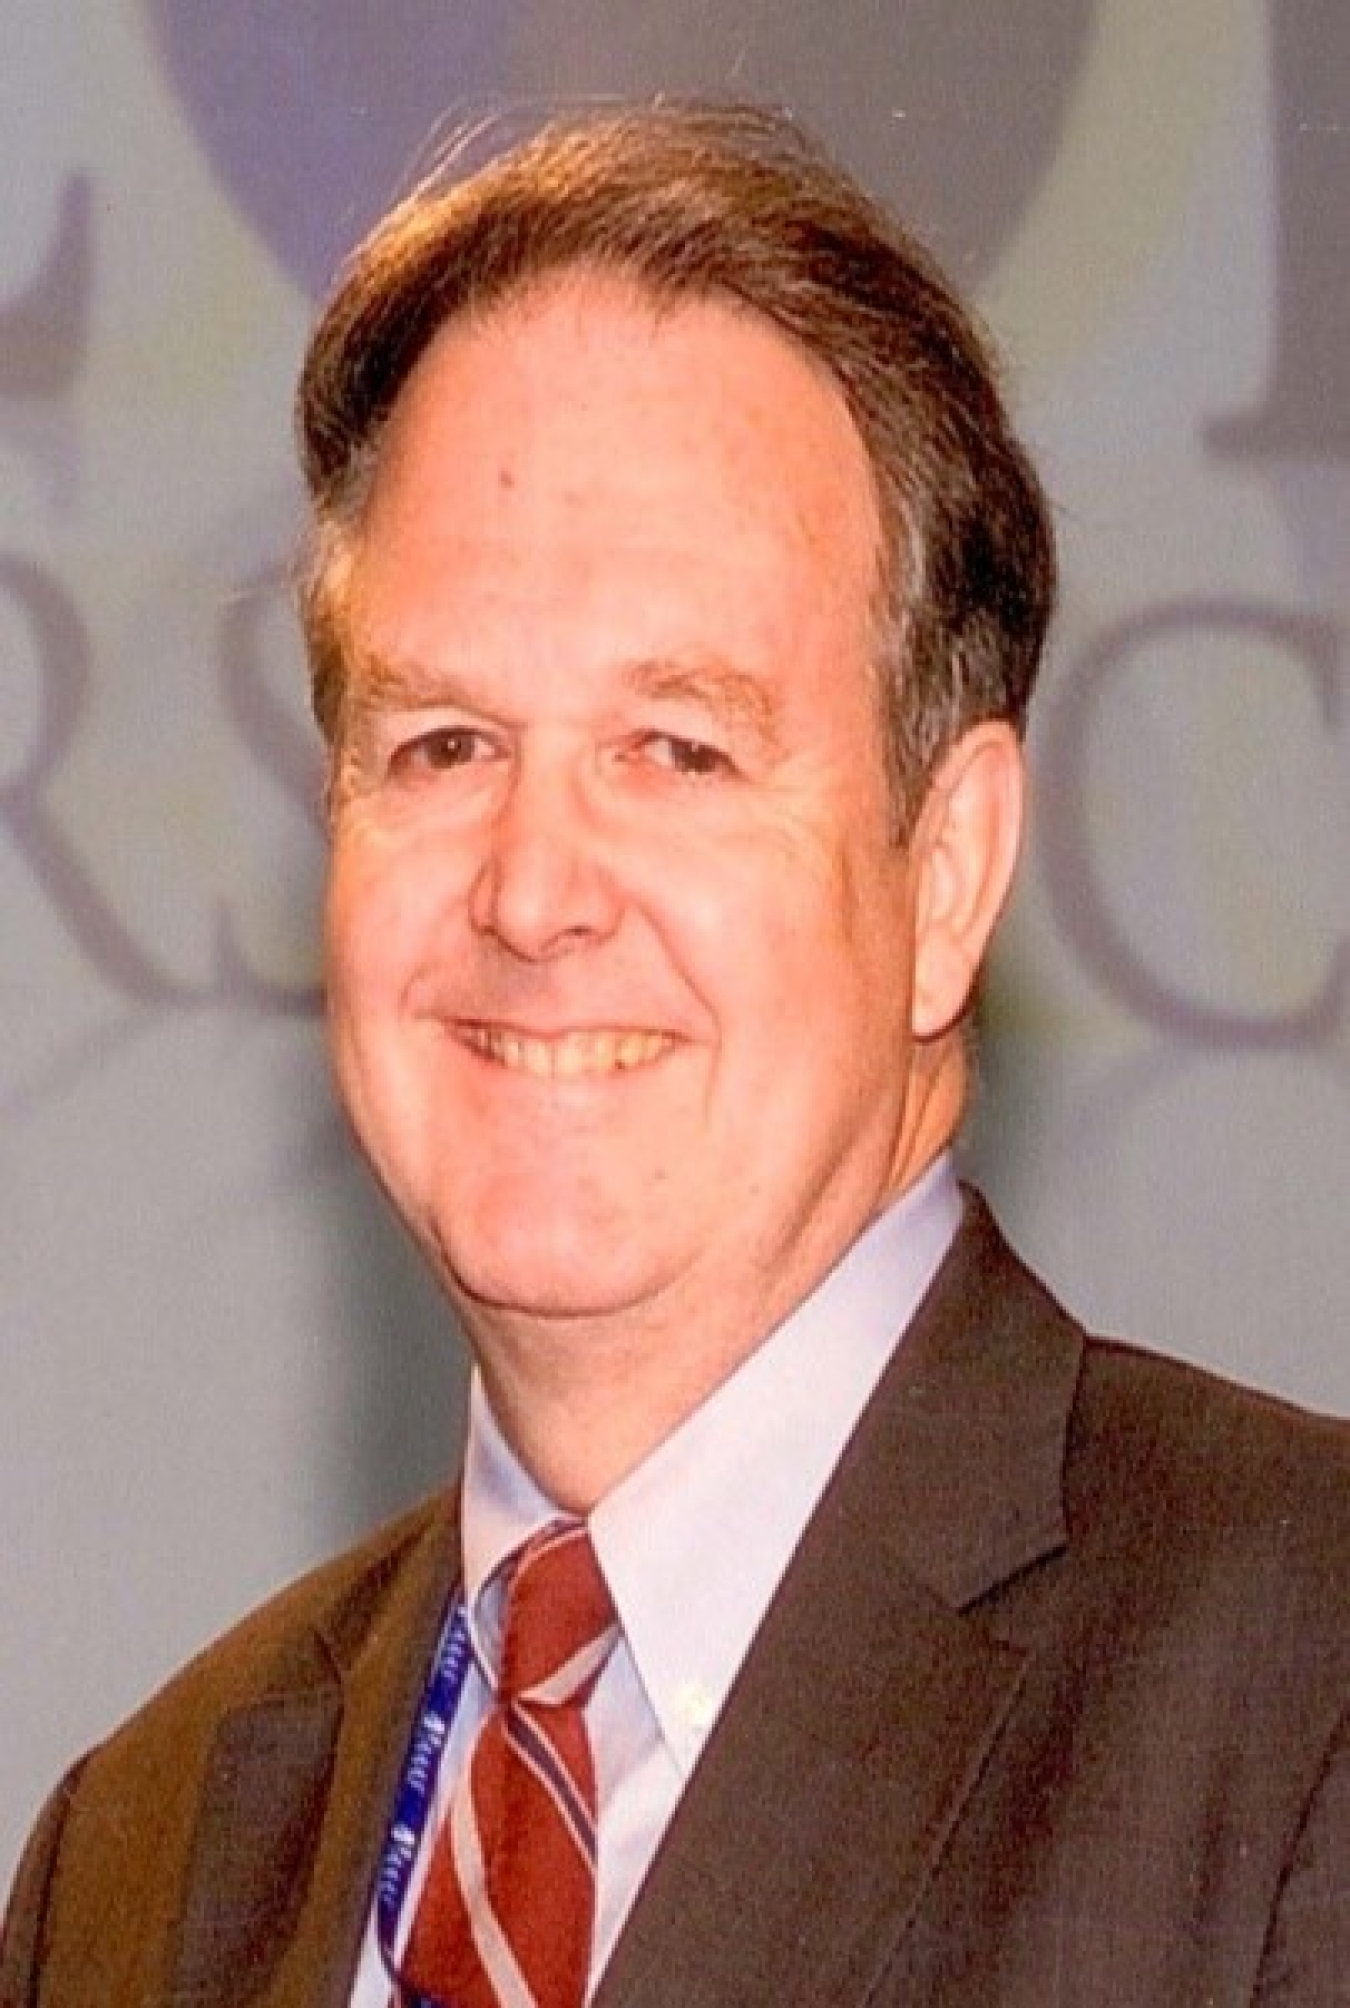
left=300, top=104, right=1054, bottom=1493
left=298, top=101, right=1054, bottom=829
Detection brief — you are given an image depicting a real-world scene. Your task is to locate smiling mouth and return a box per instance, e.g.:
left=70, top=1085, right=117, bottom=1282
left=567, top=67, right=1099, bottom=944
left=456, top=1024, right=675, bottom=1078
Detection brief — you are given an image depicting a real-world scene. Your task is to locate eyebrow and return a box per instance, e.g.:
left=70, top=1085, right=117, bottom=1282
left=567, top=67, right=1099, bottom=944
left=344, top=646, right=473, bottom=718
left=342, top=646, right=783, bottom=748
left=624, top=658, right=782, bottom=746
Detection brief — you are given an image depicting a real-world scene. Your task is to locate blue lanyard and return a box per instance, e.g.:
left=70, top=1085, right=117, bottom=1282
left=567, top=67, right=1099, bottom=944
left=376, top=1595, right=474, bottom=2007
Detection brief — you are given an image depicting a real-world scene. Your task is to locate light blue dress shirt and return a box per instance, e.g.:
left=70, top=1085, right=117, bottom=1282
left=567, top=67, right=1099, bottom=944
left=352, top=1155, right=961, bottom=2004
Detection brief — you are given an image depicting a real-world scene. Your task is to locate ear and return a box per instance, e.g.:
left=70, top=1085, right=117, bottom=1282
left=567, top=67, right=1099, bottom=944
left=909, top=722, right=1025, bottom=1042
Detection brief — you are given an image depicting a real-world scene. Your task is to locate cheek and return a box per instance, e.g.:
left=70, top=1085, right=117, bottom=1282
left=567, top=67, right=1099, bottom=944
left=641, top=852, right=794, bottom=1023
left=323, top=863, right=430, bottom=1161
left=659, top=848, right=863, bottom=1056
left=324, top=890, right=416, bottom=1107
left=766, top=858, right=916, bottom=1077
left=322, top=858, right=377, bottom=1015
left=326, top=830, right=442, bottom=996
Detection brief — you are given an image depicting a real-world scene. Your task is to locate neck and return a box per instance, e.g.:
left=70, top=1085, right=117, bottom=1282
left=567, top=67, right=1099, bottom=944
left=456, top=1045, right=965, bottom=1510
left=463, top=1290, right=789, bottom=1513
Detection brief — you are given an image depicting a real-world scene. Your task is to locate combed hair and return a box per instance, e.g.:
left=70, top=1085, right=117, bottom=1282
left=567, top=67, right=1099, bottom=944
left=296, top=100, right=1055, bottom=826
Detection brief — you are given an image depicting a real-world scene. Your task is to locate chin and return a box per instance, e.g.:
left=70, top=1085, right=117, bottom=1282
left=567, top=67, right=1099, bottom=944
left=436, top=1227, right=672, bottom=1329
left=413, top=1169, right=676, bottom=1315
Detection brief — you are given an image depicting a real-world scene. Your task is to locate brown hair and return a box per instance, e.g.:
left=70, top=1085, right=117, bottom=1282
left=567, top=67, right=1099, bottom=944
left=297, top=100, right=1055, bottom=825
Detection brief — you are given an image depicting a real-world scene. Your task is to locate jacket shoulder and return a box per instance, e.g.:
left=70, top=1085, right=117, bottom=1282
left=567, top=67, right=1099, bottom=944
left=75, top=1490, right=451, bottom=1781
left=1064, top=1336, right=1350, bottom=1669
left=1074, top=1334, right=1350, bottom=1526
left=2, top=1494, right=453, bottom=2004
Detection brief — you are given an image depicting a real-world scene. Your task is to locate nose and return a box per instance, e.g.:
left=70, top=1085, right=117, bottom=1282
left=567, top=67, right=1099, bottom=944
left=468, top=751, right=623, bottom=960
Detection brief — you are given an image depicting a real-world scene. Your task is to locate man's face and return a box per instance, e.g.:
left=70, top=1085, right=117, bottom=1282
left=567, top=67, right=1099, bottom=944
left=324, top=275, right=953, bottom=1358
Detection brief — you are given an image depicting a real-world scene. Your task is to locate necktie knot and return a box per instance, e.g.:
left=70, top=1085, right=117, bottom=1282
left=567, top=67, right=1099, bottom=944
left=498, top=1519, right=617, bottom=1704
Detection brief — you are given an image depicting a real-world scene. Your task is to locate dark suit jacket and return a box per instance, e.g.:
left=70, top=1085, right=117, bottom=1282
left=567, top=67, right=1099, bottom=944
left=5, top=1196, right=1349, bottom=2006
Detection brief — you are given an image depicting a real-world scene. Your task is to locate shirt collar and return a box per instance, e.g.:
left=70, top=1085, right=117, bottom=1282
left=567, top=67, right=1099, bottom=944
left=460, top=1156, right=961, bottom=1769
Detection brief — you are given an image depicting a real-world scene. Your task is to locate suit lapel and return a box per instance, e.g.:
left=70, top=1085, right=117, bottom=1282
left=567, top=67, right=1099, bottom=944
left=166, top=1497, right=459, bottom=2008
left=595, top=1195, right=1084, bottom=2008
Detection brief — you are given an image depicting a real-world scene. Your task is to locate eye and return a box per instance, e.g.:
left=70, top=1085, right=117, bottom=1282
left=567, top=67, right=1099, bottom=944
left=389, top=725, right=496, bottom=775
left=640, top=733, right=735, bottom=779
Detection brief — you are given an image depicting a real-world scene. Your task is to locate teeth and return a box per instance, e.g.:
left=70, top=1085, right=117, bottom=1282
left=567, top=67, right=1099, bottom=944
left=461, top=1025, right=672, bottom=1077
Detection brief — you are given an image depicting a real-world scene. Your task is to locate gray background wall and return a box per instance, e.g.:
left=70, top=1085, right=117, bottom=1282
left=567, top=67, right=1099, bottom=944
left=3, top=2, right=1347, bottom=1879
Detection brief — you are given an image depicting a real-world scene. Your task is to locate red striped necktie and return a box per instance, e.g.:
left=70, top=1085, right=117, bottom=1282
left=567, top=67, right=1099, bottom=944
left=402, top=1520, right=619, bottom=2008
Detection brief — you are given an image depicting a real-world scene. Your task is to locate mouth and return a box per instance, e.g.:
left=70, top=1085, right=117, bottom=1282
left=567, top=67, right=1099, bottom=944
left=455, top=1023, right=676, bottom=1079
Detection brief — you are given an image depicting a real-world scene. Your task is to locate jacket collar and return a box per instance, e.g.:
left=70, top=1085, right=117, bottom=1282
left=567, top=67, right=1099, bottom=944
left=167, top=1496, right=458, bottom=2008
left=877, top=1187, right=1080, bottom=1608
left=593, top=1190, right=1084, bottom=2008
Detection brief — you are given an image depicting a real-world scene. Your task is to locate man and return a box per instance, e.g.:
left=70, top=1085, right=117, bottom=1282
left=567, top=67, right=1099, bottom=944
left=4, top=102, right=1347, bottom=2007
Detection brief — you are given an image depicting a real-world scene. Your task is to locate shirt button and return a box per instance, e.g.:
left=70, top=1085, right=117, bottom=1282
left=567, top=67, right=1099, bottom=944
left=674, top=1680, right=716, bottom=1733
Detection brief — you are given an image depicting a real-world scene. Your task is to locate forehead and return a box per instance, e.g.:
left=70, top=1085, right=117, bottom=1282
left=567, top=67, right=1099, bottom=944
left=345, top=273, right=883, bottom=696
